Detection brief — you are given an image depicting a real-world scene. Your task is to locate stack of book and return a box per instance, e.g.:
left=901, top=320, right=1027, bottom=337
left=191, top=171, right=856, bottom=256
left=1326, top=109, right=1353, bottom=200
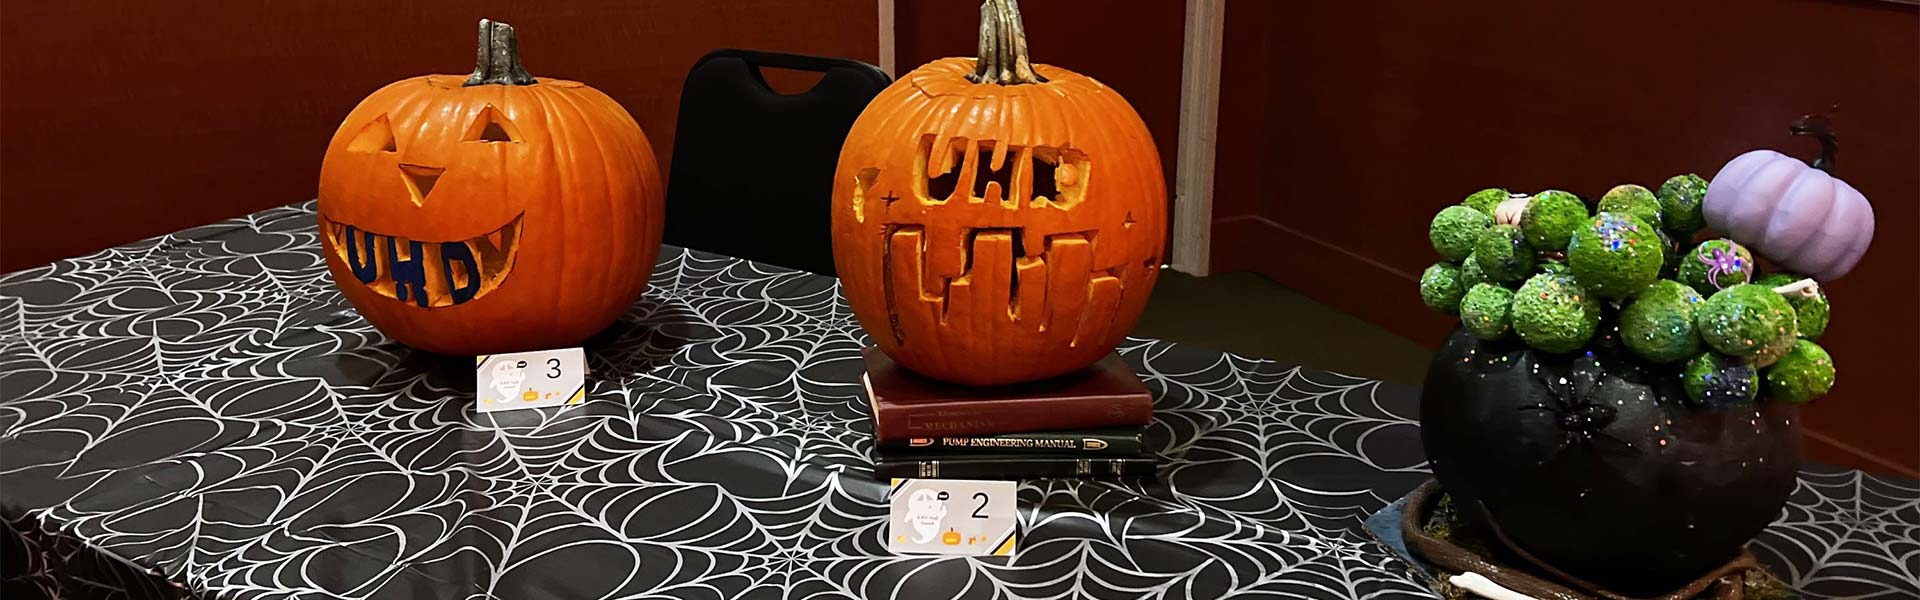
left=863, top=348, right=1157, bottom=480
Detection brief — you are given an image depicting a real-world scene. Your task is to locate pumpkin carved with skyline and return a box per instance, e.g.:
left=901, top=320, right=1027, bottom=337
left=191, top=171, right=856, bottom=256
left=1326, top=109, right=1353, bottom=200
left=831, top=0, right=1166, bottom=386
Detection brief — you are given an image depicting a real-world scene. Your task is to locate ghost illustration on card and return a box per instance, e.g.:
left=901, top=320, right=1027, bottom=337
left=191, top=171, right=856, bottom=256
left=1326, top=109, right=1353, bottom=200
left=491, top=361, right=528, bottom=402
left=904, top=489, right=948, bottom=544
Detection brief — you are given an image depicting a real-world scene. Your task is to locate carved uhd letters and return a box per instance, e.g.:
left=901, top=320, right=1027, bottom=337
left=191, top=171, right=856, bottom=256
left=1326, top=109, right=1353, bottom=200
left=878, top=137, right=1123, bottom=350
left=828, top=3, right=1168, bottom=385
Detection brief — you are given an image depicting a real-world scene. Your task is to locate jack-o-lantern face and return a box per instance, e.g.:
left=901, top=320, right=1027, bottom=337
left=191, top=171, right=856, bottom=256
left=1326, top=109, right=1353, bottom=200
left=321, top=106, right=530, bottom=309
left=831, top=0, right=1165, bottom=385
left=317, top=20, right=663, bottom=355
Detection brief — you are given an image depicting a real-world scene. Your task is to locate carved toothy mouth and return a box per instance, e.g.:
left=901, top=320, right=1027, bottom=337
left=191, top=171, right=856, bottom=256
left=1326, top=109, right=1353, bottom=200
left=319, top=213, right=523, bottom=308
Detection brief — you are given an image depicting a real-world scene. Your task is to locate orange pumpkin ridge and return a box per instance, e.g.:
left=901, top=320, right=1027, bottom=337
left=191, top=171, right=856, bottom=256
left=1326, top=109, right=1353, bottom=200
left=832, top=0, right=1165, bottom=386
left=317, top=19, right=663, bottom=355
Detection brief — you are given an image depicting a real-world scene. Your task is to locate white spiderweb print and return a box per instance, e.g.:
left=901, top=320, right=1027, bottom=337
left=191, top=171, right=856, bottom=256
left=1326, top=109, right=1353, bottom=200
left=1, top=202, right=1914, bottom=599
left=1748, top=468, right=1920, bottom=598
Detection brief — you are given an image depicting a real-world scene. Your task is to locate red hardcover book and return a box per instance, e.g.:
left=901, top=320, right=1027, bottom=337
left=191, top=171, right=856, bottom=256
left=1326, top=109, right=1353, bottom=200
left=863, top=347, right=1153, bottom=443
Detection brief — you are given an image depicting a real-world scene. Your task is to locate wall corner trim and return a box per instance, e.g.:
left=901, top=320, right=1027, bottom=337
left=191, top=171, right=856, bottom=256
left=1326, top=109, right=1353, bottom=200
left=1171, top=0, right=1224, bottom=276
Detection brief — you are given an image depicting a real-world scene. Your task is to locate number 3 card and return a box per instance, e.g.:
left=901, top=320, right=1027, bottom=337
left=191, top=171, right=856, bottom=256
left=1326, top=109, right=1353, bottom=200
left=888, top=478, right=1019, bottom=556
left=475, top=348, right=587, bottom=413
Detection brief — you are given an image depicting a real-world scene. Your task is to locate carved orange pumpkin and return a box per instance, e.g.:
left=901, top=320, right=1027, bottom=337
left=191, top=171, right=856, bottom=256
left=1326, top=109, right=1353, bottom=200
left=831, top=0, right=1165, bottom=385
left=318, top=20, right=663, bottom=355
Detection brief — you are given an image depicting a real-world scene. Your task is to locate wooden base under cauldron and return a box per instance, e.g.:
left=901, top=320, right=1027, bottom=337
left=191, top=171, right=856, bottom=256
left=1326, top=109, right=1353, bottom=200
left=1398, top=480, right=1786, bottom=600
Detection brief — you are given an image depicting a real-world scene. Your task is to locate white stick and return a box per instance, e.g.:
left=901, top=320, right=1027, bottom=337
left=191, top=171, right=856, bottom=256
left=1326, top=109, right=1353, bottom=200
left=1494, top=194, right=1530, bottom=226
left=1448, top=572, right=1541, bottom=600
left=1772, top=277, right=1820, bottom=299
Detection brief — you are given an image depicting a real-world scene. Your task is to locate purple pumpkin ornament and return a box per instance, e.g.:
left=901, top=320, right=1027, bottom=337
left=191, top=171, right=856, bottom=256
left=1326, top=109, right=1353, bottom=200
left=1703, top=114, right=1874, bottom=280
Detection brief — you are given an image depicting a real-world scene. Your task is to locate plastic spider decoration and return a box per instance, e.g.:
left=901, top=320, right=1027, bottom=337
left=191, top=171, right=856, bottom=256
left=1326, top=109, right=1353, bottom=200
left=1696, top=246, right=1751, bottom=290
left=1517, top=356, right=1640, bottom=463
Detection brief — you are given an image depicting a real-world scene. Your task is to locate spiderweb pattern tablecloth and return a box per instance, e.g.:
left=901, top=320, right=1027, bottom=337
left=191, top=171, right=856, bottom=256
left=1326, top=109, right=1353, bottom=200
left=1, top=202, right=1915, bottom=599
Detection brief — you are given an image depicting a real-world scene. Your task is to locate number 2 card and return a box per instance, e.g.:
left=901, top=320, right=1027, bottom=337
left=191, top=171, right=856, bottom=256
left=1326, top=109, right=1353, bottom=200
left=475, top=348, right=587, bottom=412
left=888, top=478, right=1019, bottom=556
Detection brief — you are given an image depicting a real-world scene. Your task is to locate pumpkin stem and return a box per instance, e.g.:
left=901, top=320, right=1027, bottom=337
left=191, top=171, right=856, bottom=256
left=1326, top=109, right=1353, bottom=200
left=465, top=19, right=536, bottom=87
left=967, top=0, right=1047, bottom=85
left=1789, top=110, right=1838, bottom=174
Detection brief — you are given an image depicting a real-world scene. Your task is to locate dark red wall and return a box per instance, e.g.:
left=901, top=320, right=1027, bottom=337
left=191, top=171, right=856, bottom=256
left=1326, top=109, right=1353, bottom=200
left=0, top=0, right=876, bottom=272
left=1213, top=0, right=1920, bottom=476
left=6, top=1, right=1912, bottom=475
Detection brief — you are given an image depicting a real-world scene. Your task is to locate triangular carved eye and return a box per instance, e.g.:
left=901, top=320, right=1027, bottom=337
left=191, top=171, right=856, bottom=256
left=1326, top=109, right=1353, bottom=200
left=465, top=106, right=518, bottom=143
left=348, top=115, right=397, bottom=152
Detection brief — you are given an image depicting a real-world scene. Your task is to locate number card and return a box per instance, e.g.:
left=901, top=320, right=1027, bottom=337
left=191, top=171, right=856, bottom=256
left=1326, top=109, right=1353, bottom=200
left=888, top=478, right=1018, bottom=556
left=475, top=348, right=587, bottom=413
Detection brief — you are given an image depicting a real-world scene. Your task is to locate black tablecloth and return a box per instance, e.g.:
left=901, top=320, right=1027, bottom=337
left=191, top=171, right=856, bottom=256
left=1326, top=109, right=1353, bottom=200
left=1, top=202, right=1915, bottom=599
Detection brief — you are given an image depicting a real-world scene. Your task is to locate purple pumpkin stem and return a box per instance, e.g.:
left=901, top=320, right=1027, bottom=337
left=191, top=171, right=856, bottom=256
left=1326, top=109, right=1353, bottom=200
left=1698, top=247, right=1750, bottom=290
left=1789, top=110, right=1838, bottom=174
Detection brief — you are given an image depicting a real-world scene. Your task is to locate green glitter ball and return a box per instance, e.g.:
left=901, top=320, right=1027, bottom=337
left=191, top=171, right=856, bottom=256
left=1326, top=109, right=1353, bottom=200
left=1765, top=340, right=1834, bottom=404
left=1598, top=184, right=1663, bottom=228
left=1520, top=190, right=1587, bottom=251
left=1459, top=254, right=1490, bottom=290
left=1677, top=239, right=1755, bottom=296
left=1473, top=224, right=1536, bottom=283
left=1795, top=296, right=1830, bottom=339
left=1430, top=205, right=1493, bottom=262
left=1756, top=272, right=1830, bottom=339
left=1567, top=212, right=1663, bottom=299
left=1462, top=188, right=1510, bottom=217
left=1657, top=174, right=1709, bottom=236
left=1682, top=352, right=1759, bottom=405
left=1460, top=283, right=1515, bottom=340
left=1511, top=274, right=1600, bottom=353
left=1619, top=280, right=1704, bottom=363
left=1538, top=258, right=1571, bottom=277
left=1420, top=262, right=1467, bottom=314
left=1696, top=284, right=1798, bottom=366
left=1656, top=228, right=1683, bottom=279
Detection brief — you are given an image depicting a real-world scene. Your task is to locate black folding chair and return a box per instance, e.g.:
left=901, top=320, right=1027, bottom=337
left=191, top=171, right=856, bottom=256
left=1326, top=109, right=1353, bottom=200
left=663, top=49, right=892, bottom=276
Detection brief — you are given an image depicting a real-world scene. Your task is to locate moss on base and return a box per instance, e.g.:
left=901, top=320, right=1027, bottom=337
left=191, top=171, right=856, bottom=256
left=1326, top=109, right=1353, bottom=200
left=1421, top=492, right=1789, bottom=599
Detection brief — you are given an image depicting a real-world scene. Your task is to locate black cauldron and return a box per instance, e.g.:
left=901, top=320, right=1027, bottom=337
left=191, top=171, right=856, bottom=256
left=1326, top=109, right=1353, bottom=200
left=1421, top=325, right=1800, bottom=596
